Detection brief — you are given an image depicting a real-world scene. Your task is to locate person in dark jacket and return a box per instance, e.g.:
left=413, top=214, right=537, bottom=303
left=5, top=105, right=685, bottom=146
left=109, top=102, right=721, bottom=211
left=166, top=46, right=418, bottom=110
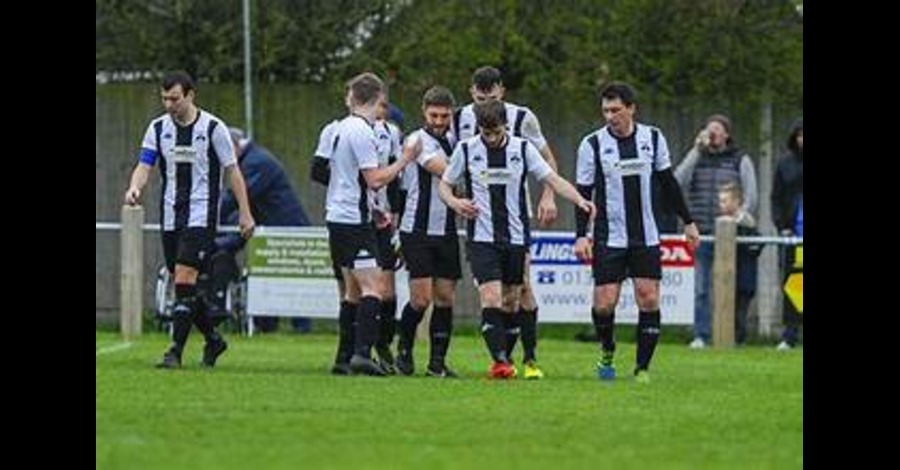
left=216, top=127, right=313, bottom=333
left=772, top=118, right=803, bottom=349
left=718, top=182, right=762, bottom=345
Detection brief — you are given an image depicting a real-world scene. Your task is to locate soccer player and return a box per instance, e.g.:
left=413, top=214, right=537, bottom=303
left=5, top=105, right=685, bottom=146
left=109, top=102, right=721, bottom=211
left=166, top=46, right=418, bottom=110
left=311, top=114, right=356, bottom=374
left=369, top=98, right=405, bottom=373
left=124, top=71, right=255, bottom=369
left=439, top=100, right=595, bottom=379
left=393, top=86, right=462, bottom=378
left=573, top=82, right=700, bottom=383
left=324, top=72, right=417, bottom=376
left=452, top=66, right=558, bottom=379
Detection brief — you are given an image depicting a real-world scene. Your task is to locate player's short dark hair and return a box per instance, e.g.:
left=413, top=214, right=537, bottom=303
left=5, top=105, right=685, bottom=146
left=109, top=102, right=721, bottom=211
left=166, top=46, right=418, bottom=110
left=599, top=81, right=636, bottom=107
left=162, top=71, right=195, bottom=94
left=472, top=66, right=503, bottom=92
left=347, top=72, right=385, bottom=106
left=474, top=100, right=507, bottom=129
left=422, top=86, right=455, bottom=108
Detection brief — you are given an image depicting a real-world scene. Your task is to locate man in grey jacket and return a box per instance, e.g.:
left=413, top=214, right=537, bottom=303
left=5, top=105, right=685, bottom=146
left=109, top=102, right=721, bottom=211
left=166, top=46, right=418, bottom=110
left=675, top=114, right=757, bottom=348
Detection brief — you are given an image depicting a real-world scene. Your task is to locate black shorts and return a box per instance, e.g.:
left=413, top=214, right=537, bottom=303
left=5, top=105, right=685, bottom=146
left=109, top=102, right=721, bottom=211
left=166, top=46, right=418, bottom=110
left=400, top=233, right=462, bottom=280
left=375, top=226, right=399, bottom=271
left=331, top=261, right=343, bottom=281
left=162, top=228, right=216, bottom=273
left=467, top=242, right=527, bottom=285
left=327, top=222, right=379, bottom=271
left=593, top=245, right=662, bottom=285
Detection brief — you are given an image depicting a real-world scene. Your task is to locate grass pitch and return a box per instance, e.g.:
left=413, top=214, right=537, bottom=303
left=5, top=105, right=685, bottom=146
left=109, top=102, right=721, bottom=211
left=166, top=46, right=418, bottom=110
left=96, top=330, right=802, bottom=469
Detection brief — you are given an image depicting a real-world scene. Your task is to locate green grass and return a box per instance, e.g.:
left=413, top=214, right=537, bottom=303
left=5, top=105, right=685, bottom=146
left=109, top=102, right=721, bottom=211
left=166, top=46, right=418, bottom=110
left=96, top=330, right=802, bottom=470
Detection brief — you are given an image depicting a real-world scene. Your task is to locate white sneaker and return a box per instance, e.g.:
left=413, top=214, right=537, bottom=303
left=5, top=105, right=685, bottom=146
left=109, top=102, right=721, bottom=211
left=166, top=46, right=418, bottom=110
left=689, top=338, right=707, bottom=349
left=776, top=341, right=793, bottom=351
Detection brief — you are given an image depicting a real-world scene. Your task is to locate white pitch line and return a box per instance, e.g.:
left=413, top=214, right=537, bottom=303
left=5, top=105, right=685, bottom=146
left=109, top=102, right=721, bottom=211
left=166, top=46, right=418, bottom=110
left=95, top=342, right=134, bottom=356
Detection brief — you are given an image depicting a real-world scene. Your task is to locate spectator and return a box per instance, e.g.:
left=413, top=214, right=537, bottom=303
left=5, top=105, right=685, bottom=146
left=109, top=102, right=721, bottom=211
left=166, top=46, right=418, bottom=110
left=772, top=118, right=803, bottom=350
left=675, top=114, right=758, bottom=349
left=717, top=182, right=762, bottom=345
left=217, top=127, right=312, bottom=333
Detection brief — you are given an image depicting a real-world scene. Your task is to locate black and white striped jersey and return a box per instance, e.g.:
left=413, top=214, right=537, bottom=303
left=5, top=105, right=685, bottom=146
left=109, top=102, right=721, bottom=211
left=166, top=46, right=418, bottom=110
left=372, top=119, right=402, bottom=214
left=453, top=101, right=547, bottom=150
left=139, top=110, right=236, bottom=231
left=399, top=128, right=457, bottom=237
left=453, top=101, right=548, bottom=218
left=443, top=135, right=552, bottom=245
left=325, top=114, right=379, bottom=225
left=314, top=119, right=340, bottom=159
left=575, top=123, right=671, bottom=248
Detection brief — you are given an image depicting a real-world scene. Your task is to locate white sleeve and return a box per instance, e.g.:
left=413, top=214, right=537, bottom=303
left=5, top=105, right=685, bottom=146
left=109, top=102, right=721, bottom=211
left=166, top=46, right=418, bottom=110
left=418, top=132, right=446, bottom=166
left=653, top=129, right=672, bottom=171
left=525, top=142, right=552, bottom=181
left=575, top=137, right=596, bottom=186
left=349, top=123, right=379, bottom=170
left=391, top=124, right=403, bottom=160
left=140, top=122, right=156, bottom=152
left=212, top=122, right=237, bottom=167
left=314, top=122, right=335, bottom=159
left=521, top=109, right=548, bottom=151
left=442, top=143, right=466, bottom=185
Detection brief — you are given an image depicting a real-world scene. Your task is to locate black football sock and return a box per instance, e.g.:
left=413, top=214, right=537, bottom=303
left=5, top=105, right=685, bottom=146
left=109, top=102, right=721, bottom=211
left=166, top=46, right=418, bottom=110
left=591, top=308, right=616, bottom=355
left=354, top=296, right=381, bottom=358
left=397, top=302, right=425, bottom=356
left=520, top=307, right=538, bottom=363
left=429, top=306, right=453, bottom=366
left=636, top=310, right=662, bottom=372
left=503, top=312, right=520, bottom=360
left=481, top=307, right=508, bottom=363
left=377, top=297, right=397, bottom=350
left=170, top=283, right=198, bottom=355
left=335, top=300, right=357, bottom=364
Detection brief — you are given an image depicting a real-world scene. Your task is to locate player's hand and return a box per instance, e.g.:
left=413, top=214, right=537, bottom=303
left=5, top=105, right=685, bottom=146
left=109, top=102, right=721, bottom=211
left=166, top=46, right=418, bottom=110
left=239, top=212, right=256, bottom=239
left=574, top=237, right=593, bottom=262
left=452, top=198, right=479, bottom=219
left=401, top=133, right=423, bottom=163
left=684, top=222, right=700, bottom=249
left=124, top=187, right=141, bottom=206
left=577, top=199, right=597, bottom=220
left=392, top=235, right=405, bottom=271
left=695, top=129, right=710, bottom=149
left=374, top=209, right=392, bottom=229
left=537, top=192, right=558, bottom=227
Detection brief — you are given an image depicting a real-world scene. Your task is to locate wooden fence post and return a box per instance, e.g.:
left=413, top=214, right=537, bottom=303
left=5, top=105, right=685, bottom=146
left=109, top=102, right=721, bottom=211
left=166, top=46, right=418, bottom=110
left=712, top=216, right=736, bottom=348
left=120, top=205, right=144, bottom=339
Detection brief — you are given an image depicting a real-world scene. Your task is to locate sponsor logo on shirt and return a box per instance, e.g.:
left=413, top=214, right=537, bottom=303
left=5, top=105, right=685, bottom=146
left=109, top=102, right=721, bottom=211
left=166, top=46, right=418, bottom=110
left=478, top=169, right=515, bottom=184
left=170, top=145, right=198, bottom=163
left=614, top=158, right=650, bottom=176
